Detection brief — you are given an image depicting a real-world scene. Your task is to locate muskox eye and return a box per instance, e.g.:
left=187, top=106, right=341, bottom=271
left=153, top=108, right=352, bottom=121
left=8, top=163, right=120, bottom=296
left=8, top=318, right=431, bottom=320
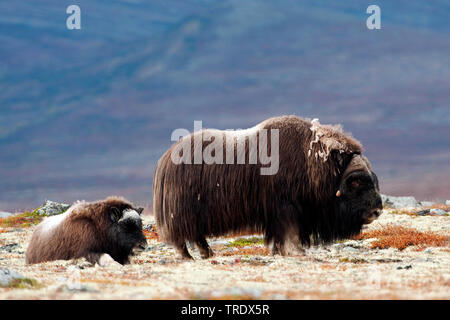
left=351, top=179, right=361, bottom=189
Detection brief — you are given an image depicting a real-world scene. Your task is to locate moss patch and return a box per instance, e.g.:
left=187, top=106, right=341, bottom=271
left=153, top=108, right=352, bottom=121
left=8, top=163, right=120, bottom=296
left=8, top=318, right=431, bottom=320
left=5, top=278, right=41, bottom=289
left=227, top=237, right=264, bottom=247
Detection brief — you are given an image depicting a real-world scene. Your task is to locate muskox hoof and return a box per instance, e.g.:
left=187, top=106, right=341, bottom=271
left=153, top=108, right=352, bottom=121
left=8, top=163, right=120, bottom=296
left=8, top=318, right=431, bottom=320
left=176, top=242, right=194, bottom=260
left=177, top=252, right=194, bottom=260
left=271, top=244, right=287, bottom=256
left=196, top=238, right=214, bottom=259
left=199, top=247, right=215, bottom=259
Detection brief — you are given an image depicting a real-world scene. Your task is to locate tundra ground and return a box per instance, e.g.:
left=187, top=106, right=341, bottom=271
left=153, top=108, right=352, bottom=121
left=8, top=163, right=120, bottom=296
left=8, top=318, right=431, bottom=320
left=0, top=208, right=449, bottom=299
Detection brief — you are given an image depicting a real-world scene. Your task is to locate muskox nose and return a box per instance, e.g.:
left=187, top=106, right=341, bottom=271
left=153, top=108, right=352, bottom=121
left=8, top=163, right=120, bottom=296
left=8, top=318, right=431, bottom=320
left=132, top=241, right=148, bottom=254
left=364, top=208, right=382, bottom=224
left=371, top=208, right=381, bottom=218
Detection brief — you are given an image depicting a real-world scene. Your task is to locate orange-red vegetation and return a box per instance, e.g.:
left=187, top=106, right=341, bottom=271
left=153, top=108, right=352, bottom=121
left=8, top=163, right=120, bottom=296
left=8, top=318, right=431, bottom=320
left=354, top=225, right=449, bottom=250
left=0, top=211, right=43, bottom=228
left=143, top=225, right=159, bottom=240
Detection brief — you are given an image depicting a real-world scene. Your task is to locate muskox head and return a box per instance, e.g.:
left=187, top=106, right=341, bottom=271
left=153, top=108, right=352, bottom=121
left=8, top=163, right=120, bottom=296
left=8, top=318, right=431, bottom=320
left=109, top=207, right=147, bottom=260
left=335, top=154, right=382, bottom=233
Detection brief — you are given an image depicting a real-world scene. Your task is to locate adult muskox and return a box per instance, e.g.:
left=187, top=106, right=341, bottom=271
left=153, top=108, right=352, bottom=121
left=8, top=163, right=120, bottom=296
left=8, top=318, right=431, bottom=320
left=153, top=115, right=382, bottom=259
left=26, top=197, right=147, bottom=265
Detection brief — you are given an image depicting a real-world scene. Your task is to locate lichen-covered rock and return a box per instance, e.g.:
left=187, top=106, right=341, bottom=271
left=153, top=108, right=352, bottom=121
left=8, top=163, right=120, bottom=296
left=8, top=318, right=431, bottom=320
left=0, top=268, right=26, bottom=287
left=381, top=194, right=421, bottom=209
left=430, top=209, right=448, bottom=216
left=36, top=200, right=71, bottom=216
left=0, top=243, right=20, bottom=253
left=417, top=209, right=430, bottom=216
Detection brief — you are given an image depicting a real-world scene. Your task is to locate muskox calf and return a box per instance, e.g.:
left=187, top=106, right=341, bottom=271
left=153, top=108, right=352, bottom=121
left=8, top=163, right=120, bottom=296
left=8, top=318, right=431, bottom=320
left=153, top=115, right=382, bottom=259
left=26, top=197, right=147, bottom=265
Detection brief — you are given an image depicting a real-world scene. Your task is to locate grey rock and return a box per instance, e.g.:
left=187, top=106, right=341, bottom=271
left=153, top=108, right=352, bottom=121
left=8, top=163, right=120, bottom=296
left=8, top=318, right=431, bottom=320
left=342, top=246, right=359, bottom=253
left=36, top=200, right=71, bottom=216
left=381, top=194, right=421, bottom=209
left=0, top=243, right=20, bottom=253
left=342, top=240, right=363, bottom=248
left=420, top=201, right=435, bottom=207
left=331, top=243, right=345, bottom=250
left=211, top=287, right=262, bottom=298
left=60, top=283, right=98, bottom=293
left=269, top=293, right=289, bottom=300
left=396, top=265, right=412, bottom=270
left=209, top=239, right=232, bottom=246
left=145, top=243, right=169, bottom=251
left=0, top=211, right=13, bottom=218
left=417, top=209, right=430, bottom=216
left=430, top=208, right=448, bottom=216
left=143, top=223, right=154, bottom=231
left=0, top=268, right=26, bottom=287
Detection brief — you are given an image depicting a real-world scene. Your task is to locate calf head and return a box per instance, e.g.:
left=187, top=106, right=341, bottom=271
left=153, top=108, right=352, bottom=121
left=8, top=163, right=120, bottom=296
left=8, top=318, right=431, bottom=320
left=108, top=206, right=147, bottom=262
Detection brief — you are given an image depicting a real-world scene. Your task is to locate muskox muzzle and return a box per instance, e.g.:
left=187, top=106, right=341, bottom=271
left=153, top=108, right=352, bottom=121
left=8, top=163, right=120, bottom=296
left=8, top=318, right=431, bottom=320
left=132, top=241, right=148, bottom=255
left=363, top=208, right=382, bottom=224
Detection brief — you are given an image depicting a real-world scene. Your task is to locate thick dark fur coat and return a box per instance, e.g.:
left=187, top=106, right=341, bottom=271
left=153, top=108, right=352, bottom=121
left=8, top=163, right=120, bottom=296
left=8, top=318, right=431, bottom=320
left=26, top=197, right=147, bottom=265
left=153, top=115, right=382, bottom=259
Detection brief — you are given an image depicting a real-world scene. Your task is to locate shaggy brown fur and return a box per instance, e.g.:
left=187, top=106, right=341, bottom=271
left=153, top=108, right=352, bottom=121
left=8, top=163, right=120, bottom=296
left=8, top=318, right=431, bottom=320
left=26, top=197, right=147, bottom=265
left=153, top=115, right=382, bottom=259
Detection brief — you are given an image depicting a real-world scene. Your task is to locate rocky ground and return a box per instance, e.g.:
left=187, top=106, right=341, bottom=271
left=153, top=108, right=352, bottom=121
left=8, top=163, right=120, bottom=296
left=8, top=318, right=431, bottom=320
left=0, top=200, right=449, bottom=300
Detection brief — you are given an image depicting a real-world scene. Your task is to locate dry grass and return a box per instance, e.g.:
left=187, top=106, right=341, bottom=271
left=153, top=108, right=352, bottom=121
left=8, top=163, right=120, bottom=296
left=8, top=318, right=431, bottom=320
left=354, top=225, right=449, bottom=250
left=427, top=204, right=450, bottom=211
left=389, top=209, right=417, bottom=216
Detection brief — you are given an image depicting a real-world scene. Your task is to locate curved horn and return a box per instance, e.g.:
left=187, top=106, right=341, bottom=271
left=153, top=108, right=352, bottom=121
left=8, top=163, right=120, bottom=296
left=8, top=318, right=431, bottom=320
left=341, top=154, right=371, bottom=180
left=336, top=154, right=371, bottom=196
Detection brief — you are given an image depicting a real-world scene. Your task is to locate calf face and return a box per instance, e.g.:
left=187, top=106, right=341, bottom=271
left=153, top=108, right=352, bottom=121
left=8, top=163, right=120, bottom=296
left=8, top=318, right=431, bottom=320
left=108, top=207, right=147, bottom=263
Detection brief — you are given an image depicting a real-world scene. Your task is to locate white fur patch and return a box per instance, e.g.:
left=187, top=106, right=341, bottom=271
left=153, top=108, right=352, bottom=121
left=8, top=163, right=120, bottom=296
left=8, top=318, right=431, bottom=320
left=308, top=118, right=349, bottom=162
left=119, top=209, right=141, bottom=222
left=39, top=202, right=82, bottom=235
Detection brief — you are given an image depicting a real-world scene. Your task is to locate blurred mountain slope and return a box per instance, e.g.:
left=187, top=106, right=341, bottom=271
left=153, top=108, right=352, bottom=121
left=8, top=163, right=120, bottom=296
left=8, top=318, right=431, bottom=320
left=0, top=0, right=449, bottom=210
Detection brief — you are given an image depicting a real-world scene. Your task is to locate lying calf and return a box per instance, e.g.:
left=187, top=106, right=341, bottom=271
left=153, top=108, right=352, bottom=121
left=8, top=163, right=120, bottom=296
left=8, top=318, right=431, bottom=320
left=26, top=197, right=147, bottom=265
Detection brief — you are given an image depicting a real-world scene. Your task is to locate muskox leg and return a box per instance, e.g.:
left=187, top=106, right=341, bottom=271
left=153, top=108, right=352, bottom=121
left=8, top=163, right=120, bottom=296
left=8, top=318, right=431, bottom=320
left=85, top=252, right=103, bottom=264
left=269, top=223, right=288, bottom=256
left=272, top=237, right=287, bottom=256
left=270, top=204, right=299, bottom=256
left=195, top=237, right=214, bottom=259
left=85, top=252, right=122, bottom=267
left=175, top=241, right=194, bottom=260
